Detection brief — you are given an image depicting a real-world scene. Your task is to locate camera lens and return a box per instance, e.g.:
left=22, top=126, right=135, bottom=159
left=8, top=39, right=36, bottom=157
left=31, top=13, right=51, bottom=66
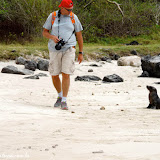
left=55, top=43, right=62, bottom=50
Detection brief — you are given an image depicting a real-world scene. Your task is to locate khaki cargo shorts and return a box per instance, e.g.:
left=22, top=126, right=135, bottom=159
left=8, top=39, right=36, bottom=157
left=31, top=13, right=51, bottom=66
left=48, top=47, right=76, bottom=75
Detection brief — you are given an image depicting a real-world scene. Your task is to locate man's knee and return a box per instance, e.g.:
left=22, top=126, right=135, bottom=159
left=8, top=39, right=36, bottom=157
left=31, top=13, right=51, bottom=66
left=52, top=75, right=59, bottom=80
left=62, top=72, right=70, bottom=79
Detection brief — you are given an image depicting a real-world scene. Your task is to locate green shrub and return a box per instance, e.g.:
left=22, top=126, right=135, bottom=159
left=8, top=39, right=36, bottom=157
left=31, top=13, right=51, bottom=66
left=0, top=0, right=160, bottom=42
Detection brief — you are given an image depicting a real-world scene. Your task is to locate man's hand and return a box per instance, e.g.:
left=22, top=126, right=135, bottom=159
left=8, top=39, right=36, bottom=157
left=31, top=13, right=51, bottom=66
left=43, top=28, right=59, bottom=43
left=51, top=35, right=60, bottom=43
left=78, top=54, right=83, bottom=64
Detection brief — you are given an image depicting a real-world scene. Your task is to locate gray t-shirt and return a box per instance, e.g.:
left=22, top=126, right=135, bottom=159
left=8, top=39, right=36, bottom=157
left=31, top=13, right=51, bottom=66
left=43, top=10, right=83, bottom=52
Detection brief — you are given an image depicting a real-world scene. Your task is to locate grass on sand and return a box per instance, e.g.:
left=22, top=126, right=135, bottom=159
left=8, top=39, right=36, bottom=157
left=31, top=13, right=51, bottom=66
left=0, top=35, right=160, bottom=61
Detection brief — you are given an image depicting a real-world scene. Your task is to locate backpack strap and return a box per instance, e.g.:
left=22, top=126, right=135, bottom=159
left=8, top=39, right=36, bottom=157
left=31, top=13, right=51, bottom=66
left=70, top=12, right=75, bottom=24
left=51, top=11, right=57, bottom=25
left=51, top=11, right=75, bottom=26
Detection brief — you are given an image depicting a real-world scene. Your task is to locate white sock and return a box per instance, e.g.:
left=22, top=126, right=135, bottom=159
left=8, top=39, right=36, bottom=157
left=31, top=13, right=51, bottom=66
left=62, top=97, right=67, bottom=102
left=58, top=91, right=62, bottom=98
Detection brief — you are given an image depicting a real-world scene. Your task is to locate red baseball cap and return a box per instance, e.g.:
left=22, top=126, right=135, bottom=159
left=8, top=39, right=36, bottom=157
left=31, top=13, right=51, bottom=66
left=58, top=0, right=73, bottom=8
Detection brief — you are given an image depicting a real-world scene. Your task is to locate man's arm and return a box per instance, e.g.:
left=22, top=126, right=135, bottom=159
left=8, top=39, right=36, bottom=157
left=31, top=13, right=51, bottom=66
left=76, top=31, right=83, bottom=52
left=76, top=31, right=83, bottom=64
left=42, top=28, right=59, bottom=43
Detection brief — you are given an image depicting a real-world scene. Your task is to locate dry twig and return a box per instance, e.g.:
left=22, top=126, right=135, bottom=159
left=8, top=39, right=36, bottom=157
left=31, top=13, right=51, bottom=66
left=106, top=0, right=124, bottom=17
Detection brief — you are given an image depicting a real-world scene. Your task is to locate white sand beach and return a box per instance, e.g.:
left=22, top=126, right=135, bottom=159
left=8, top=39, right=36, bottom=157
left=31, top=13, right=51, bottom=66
left=0, top=60, right=160, bottom=160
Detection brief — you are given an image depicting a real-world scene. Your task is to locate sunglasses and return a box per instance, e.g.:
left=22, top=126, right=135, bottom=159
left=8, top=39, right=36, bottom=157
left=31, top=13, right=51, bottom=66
left=64, top=7, right=73, bottom=12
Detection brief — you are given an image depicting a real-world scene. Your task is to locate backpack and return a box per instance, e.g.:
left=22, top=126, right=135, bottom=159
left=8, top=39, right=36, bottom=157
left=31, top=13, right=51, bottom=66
left=51, top=11, right=75, bottom=26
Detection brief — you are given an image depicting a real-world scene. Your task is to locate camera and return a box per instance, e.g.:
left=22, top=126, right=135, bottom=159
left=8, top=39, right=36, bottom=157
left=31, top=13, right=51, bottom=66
left=55, top=39, right=66, bottom=50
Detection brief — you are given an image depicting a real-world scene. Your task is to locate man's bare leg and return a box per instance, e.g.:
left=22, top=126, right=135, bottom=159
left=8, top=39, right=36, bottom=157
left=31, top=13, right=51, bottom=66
left=60, top=72, right=70, bottom=110
left=52, top=75, right=62, bottom=93
left=62, top=72, right=70, bottom=98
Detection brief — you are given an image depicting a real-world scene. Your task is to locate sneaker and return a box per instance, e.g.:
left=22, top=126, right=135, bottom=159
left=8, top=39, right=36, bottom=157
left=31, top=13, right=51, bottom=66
left=61, top=102, right=68, bottom=110
left=54, top=97, right=62, bottom=107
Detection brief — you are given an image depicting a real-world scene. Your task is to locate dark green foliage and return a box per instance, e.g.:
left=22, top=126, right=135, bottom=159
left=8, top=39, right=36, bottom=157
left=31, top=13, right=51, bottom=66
left=0, top=0, right=160, bottom=42
left=0, top=0, right=60, bottom=41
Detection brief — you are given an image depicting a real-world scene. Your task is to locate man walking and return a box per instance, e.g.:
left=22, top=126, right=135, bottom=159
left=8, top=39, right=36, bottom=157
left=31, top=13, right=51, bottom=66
left=43, top=0, right=83, bottom=110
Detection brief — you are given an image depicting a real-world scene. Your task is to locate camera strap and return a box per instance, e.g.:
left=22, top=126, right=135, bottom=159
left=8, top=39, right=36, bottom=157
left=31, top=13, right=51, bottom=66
left=65, top=30, right=75, bottom=43
left=57, top=10, right=61, bottom=39
left=57, top=10, right=75, bottom=42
